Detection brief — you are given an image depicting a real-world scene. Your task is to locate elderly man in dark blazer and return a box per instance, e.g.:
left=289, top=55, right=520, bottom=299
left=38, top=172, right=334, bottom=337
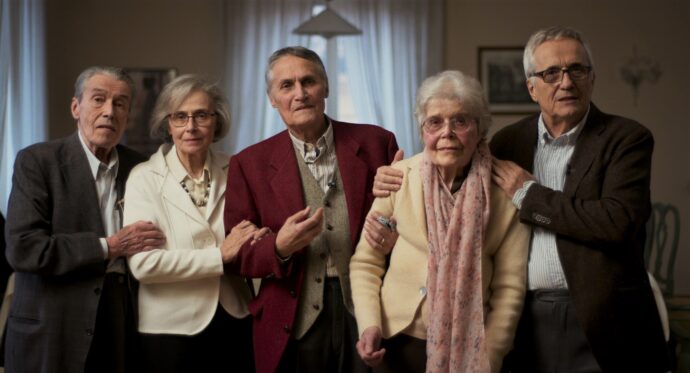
left=224, top=46, right=398, bottom=373
left=489, top=26, right=670, bottom=372
left=4, top=66, right=165, bottom=373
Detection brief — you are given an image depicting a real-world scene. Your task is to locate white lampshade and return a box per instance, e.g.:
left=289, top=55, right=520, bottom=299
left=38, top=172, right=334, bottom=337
left=293, top=7, right=361, bottom=39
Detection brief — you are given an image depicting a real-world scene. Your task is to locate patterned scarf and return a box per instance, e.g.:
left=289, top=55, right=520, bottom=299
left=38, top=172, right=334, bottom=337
left=422, top=140, right=492, bottom=373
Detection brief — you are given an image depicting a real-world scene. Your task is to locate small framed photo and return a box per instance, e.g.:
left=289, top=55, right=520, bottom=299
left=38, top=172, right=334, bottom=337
left=122, top=68, right=177, bottom=156
left=478, top=47, right=539, bottom=114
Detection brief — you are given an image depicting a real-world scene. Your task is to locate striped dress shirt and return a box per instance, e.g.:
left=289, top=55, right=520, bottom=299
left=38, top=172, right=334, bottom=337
left=512, top=111, right=588, bottom=290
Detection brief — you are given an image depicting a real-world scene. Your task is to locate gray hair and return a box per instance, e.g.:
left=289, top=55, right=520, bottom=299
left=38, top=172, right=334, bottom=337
left=149, top=74, right=231, bottom=143
left=74, top=66, right=136, bottom=104
left=264, top=46, right=329, bottom=94
left=414, top=70, right=492, bottom=139
left=523, top=26, right=595, bottom=79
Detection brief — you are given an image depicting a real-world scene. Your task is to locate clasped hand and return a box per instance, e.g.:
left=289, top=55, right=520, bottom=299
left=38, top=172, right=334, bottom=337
left=106, top=220, right=166, bottom=258
left=275, top=206, right=324, bottom=258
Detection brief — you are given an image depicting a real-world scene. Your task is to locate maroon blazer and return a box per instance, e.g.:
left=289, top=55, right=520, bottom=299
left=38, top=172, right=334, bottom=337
left=490, top=104, right=670, bottom=372
left=224, top=119, right=398, bottom=373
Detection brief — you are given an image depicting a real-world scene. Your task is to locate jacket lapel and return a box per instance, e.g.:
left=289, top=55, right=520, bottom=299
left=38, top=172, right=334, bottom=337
left=269, top=132, right=305, bottom=215
left=518, top=119, right=539, bottom=172
left=154, top=147, right=209, bottom=227
left=61, top=133, right=106, bottom=236
left=563, top=105, right=605, bottom=196
left=205, top=150, right=229, bottom=220
left=332, top=122, right=369, bottom=244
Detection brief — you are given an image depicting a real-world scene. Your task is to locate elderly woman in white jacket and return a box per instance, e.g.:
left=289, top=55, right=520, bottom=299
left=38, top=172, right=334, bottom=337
left=123, top=75, right=265, bottom=372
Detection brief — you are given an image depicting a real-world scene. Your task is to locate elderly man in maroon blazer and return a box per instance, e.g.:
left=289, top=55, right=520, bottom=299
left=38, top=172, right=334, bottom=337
left=224, top=46, right=398, bottom=373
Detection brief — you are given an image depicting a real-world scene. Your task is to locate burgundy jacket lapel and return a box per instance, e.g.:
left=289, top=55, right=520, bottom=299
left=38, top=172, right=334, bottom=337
left=269, top=132, right=306, bottom=216
left=332, top=121, right=370, bottom=247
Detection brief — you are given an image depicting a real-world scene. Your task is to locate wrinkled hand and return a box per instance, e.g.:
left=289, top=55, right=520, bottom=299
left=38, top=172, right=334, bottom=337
left=491, top=158, right=536, bottom=198
left=106, top=220, right=166, bottom=258
left=373, top=149, right=404, bottom=197
left=250, top=227, right=272, bottom=246
left=221, top=220, right=264, bottom=263
left=356, top=326, right=386, bottom=367
left=275, top=207, right=324, bottom=258
left=363, top=211, right=398, bottom=255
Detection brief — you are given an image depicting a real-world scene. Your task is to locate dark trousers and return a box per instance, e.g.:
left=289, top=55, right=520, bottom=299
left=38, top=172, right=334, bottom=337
left=510, top=289, right=602, bottom=373
left=140, top=304, right=254, bottom=373
left=85, top=273, right=138, bottom=373
left=375, top=333, right=426, bottom=373
left=277, top=278, right=368, bottom=373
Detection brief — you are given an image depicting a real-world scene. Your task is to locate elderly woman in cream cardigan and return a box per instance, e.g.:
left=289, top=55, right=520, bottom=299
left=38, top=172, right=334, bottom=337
left=350, top=70, right=529, bottom=373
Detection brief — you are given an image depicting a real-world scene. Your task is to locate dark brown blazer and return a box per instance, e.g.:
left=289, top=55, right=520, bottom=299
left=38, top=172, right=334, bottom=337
left=224, top=119, right=398, bottom=373
left=4, top=133, right=145, bottom=372
left=490, top=104, right=670, bottom=372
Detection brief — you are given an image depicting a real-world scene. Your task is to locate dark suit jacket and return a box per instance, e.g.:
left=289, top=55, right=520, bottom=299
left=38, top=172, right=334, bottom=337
left=4, top=133, right=145, bottom=373
left=490, top=104, right=670, bottom=372
left=224, top=119, right=398, bottom=373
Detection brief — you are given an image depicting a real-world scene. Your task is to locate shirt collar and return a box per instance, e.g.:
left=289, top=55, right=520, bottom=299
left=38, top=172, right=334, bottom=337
left=289, top=118, right=334, bottom=164
left=537, top=106, right=590, bottom=146
left=77, top=130, right=119, bottom=179
left=165, top=144, right=211, bottom=183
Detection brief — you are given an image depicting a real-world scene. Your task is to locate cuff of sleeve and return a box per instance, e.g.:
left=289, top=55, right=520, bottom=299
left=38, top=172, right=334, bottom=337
left=100, top=238, right=109, bottom=259
left=512, top=180, right=536, bottom=209
left=276, top=252, right=292, bottom=264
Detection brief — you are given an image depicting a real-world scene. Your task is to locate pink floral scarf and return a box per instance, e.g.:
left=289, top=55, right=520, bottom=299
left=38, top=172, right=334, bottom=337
left=422, top=140, right=492, bottom=372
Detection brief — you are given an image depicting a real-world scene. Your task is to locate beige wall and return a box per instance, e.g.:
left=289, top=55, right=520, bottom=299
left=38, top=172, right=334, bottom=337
left=45, top=0, right=224, bottom=138
left=44, top=0, right=689, bottom=292
left=446, top=0, right=690, bottom=293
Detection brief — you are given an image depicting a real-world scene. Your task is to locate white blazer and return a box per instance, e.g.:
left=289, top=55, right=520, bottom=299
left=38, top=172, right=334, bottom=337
left=124, top=144, right=251, bottom=335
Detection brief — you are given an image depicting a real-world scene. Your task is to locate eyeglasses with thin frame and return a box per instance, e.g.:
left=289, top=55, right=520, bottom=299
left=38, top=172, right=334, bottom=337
left=168, top=111, right=217, bottom=127
left=529, top=64, right=592, bottom=84
left=422, top=115, right=476, bottom=134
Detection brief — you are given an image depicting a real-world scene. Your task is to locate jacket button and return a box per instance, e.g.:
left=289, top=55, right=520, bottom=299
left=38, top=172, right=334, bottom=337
left=283, top=324, right=291, bottom=333
left=315, top=277, right=322, bottom=283
left=86, top=328, right=94, bottom=336
left=326, top=224, right=333, bottom=231
left=312, top=304, right=320, bottom=310
left=419, top=286, right=427, bottom=296
left=324, top=201, right=331, bottom=207
left=94, top=287, right=101, bottom=295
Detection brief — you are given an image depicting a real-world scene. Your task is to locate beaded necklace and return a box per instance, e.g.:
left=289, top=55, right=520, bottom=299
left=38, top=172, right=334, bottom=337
left=180, top=175, right=210, bottom=207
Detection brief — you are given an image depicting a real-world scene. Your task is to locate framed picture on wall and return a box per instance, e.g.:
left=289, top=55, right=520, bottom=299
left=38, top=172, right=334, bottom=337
left=122, top=68, right=177, bottom=156
left=478, top=47, right=539, bottom=114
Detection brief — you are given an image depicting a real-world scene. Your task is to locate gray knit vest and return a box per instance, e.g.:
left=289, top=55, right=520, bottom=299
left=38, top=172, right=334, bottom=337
left=292, top=155, right=354, bottom=339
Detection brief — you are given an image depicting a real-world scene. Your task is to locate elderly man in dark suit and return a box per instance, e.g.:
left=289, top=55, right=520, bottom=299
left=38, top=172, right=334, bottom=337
left=224, top=46, right=398, bottom=373
left=4, top=66, right=165, bottom=373
left=488, top=26, right=670, bottom=373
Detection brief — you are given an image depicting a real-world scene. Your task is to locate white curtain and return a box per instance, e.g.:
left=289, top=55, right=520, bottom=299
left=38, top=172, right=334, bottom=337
left=335, top=0, right=442, bottom=156
left=0, top=0, right=47, bottom=215
left=221, top=0, right=443, bottom=156
left=221, top=0, right=315, bottom=154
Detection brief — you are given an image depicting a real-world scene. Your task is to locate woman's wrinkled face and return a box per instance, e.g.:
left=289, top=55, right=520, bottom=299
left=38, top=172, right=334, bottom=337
left=421, top=98, right=480, bottom=172
left=167, top=90, right=216, bottom=157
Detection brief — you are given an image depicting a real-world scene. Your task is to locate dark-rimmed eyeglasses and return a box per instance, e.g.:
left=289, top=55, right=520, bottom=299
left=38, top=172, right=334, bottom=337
left=167, top=111, right=216, bottom=127
left=422, top=115, right=476, bottom=134
left=529, top=64, right=592, bottom=84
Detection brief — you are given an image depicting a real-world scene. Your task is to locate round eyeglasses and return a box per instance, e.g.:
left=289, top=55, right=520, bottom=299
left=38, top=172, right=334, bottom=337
left=529, top=64, right=592, bottom=84
left=168, top=111, right=216, bottom=127
left=422, top=115, right=476, bottom=134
